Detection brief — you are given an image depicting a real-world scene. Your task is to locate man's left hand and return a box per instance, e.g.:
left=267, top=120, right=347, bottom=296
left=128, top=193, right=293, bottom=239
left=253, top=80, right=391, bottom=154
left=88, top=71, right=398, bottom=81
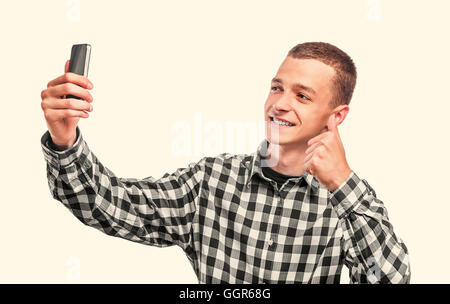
left=303, top=115, right=352, bottom=192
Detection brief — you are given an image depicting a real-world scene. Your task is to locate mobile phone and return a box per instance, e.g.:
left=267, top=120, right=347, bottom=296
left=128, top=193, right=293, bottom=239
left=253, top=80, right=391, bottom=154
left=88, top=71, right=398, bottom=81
left=66, top=43, right=91, bottom=99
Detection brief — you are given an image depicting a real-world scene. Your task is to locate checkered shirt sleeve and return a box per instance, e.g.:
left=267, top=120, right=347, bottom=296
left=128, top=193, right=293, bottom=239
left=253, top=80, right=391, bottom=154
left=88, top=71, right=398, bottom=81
left=330, top=172, right=411, bottom=283
left=41, top=126, right=206, bottom=249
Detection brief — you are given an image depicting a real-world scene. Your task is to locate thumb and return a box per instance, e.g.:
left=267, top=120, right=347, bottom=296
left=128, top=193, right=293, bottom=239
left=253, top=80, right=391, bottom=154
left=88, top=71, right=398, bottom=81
left=64, top=60, right=70, bottom=73
left=327, top=114, right=338, bottom=132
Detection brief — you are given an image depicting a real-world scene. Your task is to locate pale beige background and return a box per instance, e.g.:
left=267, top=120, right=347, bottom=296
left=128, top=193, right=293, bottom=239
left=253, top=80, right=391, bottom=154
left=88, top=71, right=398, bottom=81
left=0, top=0, right=448, bottom=283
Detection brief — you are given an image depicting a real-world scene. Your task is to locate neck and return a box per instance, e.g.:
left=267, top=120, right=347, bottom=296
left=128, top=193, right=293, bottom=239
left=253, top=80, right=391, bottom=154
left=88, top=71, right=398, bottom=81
left=266, top=141, right=308, bottom=176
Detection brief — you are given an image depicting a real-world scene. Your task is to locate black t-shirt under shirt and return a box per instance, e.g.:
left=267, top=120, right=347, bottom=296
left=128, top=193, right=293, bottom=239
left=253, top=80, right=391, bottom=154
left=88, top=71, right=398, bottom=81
left=261, top=166, right=301, bottom=189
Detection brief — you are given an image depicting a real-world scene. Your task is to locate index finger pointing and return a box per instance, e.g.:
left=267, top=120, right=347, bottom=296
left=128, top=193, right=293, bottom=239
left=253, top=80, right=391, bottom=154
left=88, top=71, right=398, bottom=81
left=327, top=114, right=338, bottom=133
left=307, top=132, right=328, bottom=146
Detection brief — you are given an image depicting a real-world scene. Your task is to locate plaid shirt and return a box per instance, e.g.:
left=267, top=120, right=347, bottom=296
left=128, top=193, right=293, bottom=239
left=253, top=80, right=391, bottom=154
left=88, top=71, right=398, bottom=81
left=41, top=127, right=410, bottom=284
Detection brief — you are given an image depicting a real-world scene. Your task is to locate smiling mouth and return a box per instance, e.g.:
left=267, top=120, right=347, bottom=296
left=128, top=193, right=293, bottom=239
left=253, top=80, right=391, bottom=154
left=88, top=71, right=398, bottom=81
left=269, top=116, right=295, bottom=127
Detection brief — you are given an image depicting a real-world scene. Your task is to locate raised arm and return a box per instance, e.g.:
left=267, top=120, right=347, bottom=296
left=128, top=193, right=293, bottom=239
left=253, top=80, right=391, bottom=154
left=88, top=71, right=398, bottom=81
left=41, top=126, right=206, bottom=250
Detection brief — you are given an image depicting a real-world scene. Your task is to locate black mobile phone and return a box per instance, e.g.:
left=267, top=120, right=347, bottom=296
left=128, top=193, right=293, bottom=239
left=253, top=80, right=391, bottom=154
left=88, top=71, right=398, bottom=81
left=66, top=44, right=91, bottom=99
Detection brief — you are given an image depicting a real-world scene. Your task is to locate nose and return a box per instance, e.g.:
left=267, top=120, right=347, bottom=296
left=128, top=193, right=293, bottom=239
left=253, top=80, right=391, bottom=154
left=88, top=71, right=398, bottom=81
left=272, top=95, right=292, bottom=113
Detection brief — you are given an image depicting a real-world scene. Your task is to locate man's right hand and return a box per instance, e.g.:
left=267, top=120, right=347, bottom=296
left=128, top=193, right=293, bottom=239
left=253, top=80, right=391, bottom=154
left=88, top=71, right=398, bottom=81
left=41, top=60, right=94, bottom=150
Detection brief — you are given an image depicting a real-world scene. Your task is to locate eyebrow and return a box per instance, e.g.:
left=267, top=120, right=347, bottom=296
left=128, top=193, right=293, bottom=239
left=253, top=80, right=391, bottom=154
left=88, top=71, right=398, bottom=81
left=271, top=78, right=316, bottom=96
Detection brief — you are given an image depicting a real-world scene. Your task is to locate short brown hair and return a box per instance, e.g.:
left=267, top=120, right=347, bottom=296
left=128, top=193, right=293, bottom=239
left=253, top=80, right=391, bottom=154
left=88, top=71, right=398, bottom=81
left=287, top=42, right=357, bottom=108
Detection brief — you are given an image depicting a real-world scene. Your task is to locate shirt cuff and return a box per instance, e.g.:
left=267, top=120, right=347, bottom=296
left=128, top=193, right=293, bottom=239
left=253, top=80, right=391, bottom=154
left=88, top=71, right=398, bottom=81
left=329, top=171, right=370, bottom=219
left=40, top=126, right=91, bottom=175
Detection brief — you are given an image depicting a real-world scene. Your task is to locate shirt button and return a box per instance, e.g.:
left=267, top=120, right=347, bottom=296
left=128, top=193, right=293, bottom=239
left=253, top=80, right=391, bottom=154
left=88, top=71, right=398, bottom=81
left=268, top=239, right=274, bottom=247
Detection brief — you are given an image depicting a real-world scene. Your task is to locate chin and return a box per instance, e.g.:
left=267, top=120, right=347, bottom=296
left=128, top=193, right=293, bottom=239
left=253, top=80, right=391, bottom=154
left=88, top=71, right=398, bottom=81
left=266, top=137, right=296, bottom=146
left=265, top=125, right=303, bottom=146
left=265, top=132, right=302, bottom=146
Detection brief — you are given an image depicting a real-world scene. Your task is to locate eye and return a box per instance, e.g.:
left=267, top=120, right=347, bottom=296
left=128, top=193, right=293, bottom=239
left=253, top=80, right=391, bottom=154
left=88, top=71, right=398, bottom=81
left=271, top=86, right=282, bottom=92
left=297, top=93, right=310, bottom=101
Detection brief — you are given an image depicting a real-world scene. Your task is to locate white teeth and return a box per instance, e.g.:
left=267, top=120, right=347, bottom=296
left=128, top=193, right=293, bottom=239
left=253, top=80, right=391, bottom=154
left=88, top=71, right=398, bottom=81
left=273, top=117, right=294, bottom=126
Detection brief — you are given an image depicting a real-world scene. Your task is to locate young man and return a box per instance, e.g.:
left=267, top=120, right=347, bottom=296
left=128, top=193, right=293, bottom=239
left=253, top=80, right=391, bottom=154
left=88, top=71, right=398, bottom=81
left=40, top=42, right=410, bottom=283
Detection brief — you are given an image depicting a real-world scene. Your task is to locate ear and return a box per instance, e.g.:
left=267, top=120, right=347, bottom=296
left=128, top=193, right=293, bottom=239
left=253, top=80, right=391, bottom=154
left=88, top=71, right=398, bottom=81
left=331, top=105, right=349, bottom=127
left=324, top=105, right=349, bottom=132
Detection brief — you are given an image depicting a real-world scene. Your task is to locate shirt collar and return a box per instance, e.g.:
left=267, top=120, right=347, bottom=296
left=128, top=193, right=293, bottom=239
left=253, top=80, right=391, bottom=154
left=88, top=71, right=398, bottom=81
left=243, top=139, right=320, bottom=192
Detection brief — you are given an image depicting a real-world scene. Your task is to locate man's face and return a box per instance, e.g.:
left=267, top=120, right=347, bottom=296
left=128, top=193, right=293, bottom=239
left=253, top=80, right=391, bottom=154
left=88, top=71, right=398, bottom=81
left=264, top=56, right=338, bottom=146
